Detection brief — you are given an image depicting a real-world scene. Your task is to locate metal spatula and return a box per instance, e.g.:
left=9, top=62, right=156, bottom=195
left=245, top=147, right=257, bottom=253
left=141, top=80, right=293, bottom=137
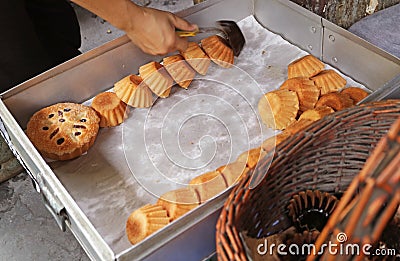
left=176, top=20, right=246, bottom=56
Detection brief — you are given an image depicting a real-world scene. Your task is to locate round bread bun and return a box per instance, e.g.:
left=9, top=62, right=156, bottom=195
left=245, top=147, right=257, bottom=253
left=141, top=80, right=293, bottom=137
left=26, top=102, right=100, bottom=161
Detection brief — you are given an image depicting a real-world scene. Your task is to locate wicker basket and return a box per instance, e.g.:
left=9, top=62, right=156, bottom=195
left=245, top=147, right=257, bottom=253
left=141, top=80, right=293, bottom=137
left=215, top=99, right=400, bottom=261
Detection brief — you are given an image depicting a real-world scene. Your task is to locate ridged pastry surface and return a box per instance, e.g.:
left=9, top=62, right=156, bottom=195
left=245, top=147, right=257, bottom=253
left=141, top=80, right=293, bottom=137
left=163, top=54, right=196, bottom=89
left=114, top=74, right=153, bottom=108
left=91, top=92, right=128, bottom=127
left=139, top=62, right=174, bottom=98
left=180, top=42, right=211, bottom=75
left=201, top=35, right=234, bottom=68
left=288, top=54, right=324, bottom=78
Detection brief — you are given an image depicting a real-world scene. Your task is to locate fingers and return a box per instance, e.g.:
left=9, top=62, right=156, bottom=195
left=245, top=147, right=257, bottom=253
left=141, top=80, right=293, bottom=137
left=174, top=36, right=189, bottom=53
left=173, top=15, right=198, bottom=32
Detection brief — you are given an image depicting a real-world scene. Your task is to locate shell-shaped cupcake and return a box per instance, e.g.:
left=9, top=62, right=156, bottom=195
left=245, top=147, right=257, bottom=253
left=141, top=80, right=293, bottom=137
left=157, top=188, right=200, bottom=220
left=217, top=161, right=249, bottom=186
left=180, top=42, right=211, bottom=75
left=284, top=118, right=314, bottom=135
left=258, top=89, right=299, bottom=130
left=280, top=77, right=320, bottom=111
left=287, top=54, right=325, bottom=79
left=91, top=92, right=128, bottom=127
left=311, top=69, right=347, bottom=95
left=236, top=147, right=266, bottom=169
left=114, top=74, right=153, bottom=108
left=299, top=106, right=334, bottom=122
left=316, top=92, right=354, bottom=111
left=188, top=171, right=228, bottom=203
left=341, top=87, right=369, bottom=104
left=139, top=62, right=174, bottom=98
left=126, top=204, right=170, bottom=245
left=200, top=35, right=234, bottom=68
left=163, top=54, right=196, bottom=89
left=280, top=77, right=315, bottom=90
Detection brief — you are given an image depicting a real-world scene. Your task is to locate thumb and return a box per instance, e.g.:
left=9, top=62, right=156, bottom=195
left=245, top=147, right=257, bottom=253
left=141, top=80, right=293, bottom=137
left=173, top=15, right=198, bottom=31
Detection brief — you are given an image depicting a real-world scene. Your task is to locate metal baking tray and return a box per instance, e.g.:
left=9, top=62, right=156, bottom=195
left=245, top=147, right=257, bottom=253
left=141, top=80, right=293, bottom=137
left=0, top=0, right=399, bottom=260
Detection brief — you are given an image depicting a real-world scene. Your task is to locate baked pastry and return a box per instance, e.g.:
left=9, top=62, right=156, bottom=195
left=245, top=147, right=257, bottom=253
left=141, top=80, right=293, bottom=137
left=200, top=35, right=234, bottom=68
left=341, top=87, right=369, bottom=104
left=287, top=54, right=324, bottom=79
left=180, top=42, right=211, bottom=75
left=189, top=171, right=228, bottom=203
left=217, top=161, right=249, bottom=186
left=139, top=62, right=174, bottom=98
left=114, top=74, right=153, bottom=108
left=26, top=102, right=100, bottom=161
left=299, top=106, right=334, bottom=122
left=311, top=69, right=347, bottom=95
left=316, top=92, right=354, bottom=111
left=157, top=188, right=200, bottom=220
left=236, top=147, right=266, bottom=169
left=126, top=204, right=170, bottom=245
left=91, top=92, right=128, bottom=127
left=258, top=89, right=299, bottom=130
left=280, top=77, right=320, bottom=111
left=284, top=119, right=314, bottom=135
left=163, top=54, right=196, bottom=89
left=280, top=77, right=315, bottom=90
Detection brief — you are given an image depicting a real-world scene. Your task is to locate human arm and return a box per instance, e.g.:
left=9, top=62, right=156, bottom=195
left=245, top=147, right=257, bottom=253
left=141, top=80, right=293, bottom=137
left=71, top=0, right=197, bottom=55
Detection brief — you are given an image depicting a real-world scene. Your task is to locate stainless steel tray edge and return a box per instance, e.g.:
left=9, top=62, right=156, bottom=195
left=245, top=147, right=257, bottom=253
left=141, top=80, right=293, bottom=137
left=254, top=0, right=324, bottom=59
left=254, top=0, right=400, bottom=91
left=321, top=18, right=400, bottom=91
left=0, top=100, right=115, bottom=261
left=117, top=189, right=231, bottom=261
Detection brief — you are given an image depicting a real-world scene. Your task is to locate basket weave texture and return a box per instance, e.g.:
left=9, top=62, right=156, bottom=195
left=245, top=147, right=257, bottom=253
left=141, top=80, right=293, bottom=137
left=215, top=99, right=400, bottom=261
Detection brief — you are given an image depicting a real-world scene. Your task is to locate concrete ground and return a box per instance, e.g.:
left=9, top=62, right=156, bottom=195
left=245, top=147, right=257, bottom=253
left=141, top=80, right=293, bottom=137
left=0, top=1, right=399, bottom=261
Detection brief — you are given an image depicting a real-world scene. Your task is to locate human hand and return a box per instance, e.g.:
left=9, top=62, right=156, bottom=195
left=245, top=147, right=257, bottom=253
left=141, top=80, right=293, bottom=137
left=125, top=6, right=198, bottom=55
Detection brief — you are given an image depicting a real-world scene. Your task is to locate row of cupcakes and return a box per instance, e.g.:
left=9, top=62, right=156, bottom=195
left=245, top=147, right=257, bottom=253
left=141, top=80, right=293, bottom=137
left=90, top=35, right=235, bottom=128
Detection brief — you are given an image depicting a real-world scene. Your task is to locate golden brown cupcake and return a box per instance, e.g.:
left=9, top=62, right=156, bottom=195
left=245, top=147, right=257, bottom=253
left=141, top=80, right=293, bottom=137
left=236, top=147, right=266, bottom=169
left=299, top=106, right=334, bottom=122
left=126, top=204, right=170, bottom=245
left=258, top=89, right=299, bottom=130
left=200, top=35, right=234, bottom=68
left=157, top=188, right=200, bottom=220
left=284, top=118, right=314, bottom=135
left=217, top=161, right=249, bottom=186
left=311, top=69, right=347, bottom=95
left=280, top=77, right=315, bottom=90
left=26, top=103, right=100, bottom=161
left=114, top=74, right=153, bottom=108
left=180, top=42, right=211, bottom=75
left=315, top=92, right=354, bottom=111
left=91, top=92, right=128, bottom=127
left=139, top=62, right=174, bottom=98
left=163, top=54, right=196, bottom=89
left=189, top=171, right=228, bottom=203
left=287, top=54, right=325, bottom=79
left=341, top=87, right=369, bottom=104
left=280, top=77, right=320, bottom=111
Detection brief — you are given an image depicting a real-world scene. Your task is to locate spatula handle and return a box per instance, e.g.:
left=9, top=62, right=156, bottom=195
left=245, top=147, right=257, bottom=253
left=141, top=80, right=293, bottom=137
left=176, top=27, right=224, bottom=37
